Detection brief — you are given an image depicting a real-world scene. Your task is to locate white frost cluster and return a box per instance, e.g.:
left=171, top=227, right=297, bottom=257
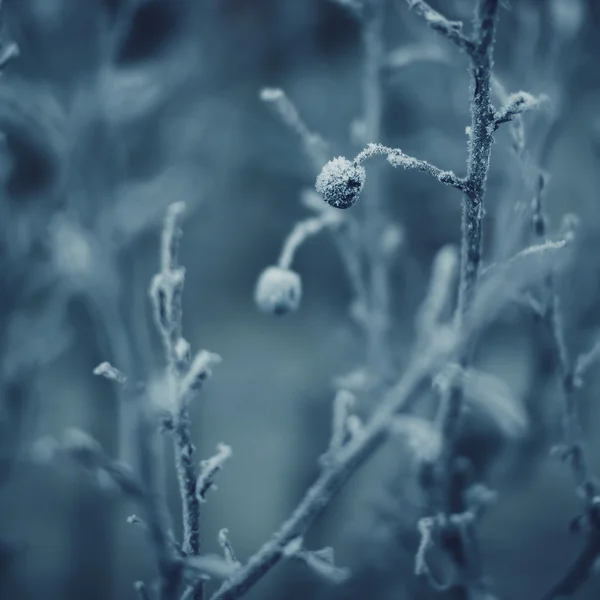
left=93, top=361, right=128, bottom=384
left=315, top=156, right=366, bottom=209
left=254, top=266, right=302, bottom=315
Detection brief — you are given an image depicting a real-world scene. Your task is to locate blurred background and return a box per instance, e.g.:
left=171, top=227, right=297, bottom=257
left=1, top=0, right=600, bottom=598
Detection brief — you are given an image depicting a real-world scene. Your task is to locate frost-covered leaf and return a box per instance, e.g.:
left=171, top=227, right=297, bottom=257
left=469, top=237, right=571, bottom=334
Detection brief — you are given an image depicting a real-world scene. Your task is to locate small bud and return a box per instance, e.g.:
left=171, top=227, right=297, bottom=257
left=180, top=350, right=222, bottom=397
left=218, top=529, right=241, bottom=568
left=316, top=157, right=366, bottom=209
left=127, top=514, right=143, bottom=526
left=196, top=443, right=232, bottom=502
left=254, top=266, right=302, bottom=315
left=93, top=361, right=128, bottom=384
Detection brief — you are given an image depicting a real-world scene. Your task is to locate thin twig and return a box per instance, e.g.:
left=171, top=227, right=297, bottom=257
left=150, top=203, right=206, bottom=600
left=405, top=0, right=476, bottom=55
left=354, top=143, right=468, bottom=193
left=277, top=213, right=343, bottom=270
left=259, top=88, right=328, bottom=171
left=134, top=396, right=183, bottom=600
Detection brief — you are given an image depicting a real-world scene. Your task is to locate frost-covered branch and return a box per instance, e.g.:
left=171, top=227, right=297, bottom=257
left=456, top=0, right=499, bottom=325
left=403, top=0, right=502, bottom=597
left=385, top=147, right=468, bottom=192
left=493, top=91, right=546, bottom=130
left=316, top=144, right=466, bottom=210
left=357, top=142, right=467, bottom=192
left=405, top=0, right=475, bottom=55
left=327, top=13, right=505, bottom=594
left=149, top=202, right=221, bottom=600
left=196, top=444, right=232, bottom=502
left=259, top=88, right=328, bottom=171
left=324, top=390, right=357, bottom=459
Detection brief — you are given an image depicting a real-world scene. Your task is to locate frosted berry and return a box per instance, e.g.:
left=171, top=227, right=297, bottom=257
left=254, top=266, right=302, bottom=315
left=316, top=157, right=366, bottom=209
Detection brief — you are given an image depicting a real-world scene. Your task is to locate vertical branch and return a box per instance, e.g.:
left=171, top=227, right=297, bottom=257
left=151, top=203, right=204, bottom=600
left=458, top=0, right=499, bottom=330
left=437, top=1, right=500, bottom=598
left=443, top=0, right=499, bottom=484
left=361, top=0, right=392, bottom=379
left=135, top=393, right=183, bottom=600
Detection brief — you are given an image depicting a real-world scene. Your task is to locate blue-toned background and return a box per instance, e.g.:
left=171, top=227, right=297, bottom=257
left=1, top=1, right=600, bottom=599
